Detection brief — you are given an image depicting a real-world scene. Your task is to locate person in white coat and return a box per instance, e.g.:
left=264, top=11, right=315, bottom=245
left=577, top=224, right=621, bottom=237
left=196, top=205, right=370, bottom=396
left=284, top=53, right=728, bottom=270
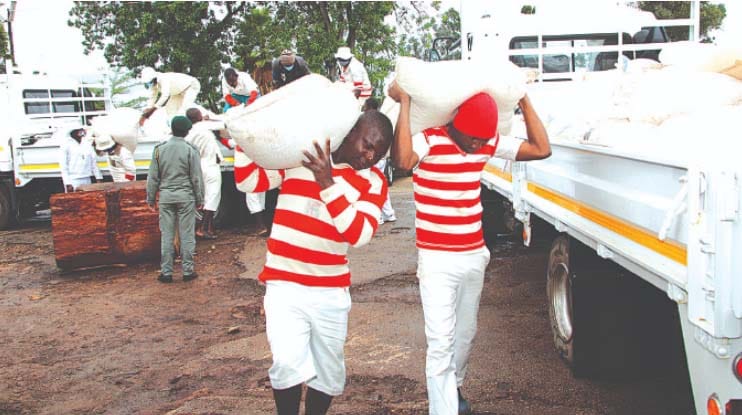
left=335, top=46, right=373, bottom=108
left=94, top=134, right=137, bottom=182
left=222, top=67, right=259, bottom=112
left=139, top=67, right=201, bottom=126
left=185, top=107, right=223, bottom=239
left=59, top=128, right=102, bottom=192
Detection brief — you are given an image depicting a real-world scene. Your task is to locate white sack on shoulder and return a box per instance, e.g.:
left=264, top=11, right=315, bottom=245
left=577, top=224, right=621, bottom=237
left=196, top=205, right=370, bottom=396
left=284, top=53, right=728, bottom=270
left=90, top=107, right=141, bottom=152
left=225, top=74, right=360, bottom=169
left=394, top=56, right=526, bottom=136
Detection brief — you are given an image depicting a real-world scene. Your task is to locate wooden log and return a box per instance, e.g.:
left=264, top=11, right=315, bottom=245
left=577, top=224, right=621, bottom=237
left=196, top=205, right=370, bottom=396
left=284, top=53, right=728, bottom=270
left=51, top=181, right=160, bottom=270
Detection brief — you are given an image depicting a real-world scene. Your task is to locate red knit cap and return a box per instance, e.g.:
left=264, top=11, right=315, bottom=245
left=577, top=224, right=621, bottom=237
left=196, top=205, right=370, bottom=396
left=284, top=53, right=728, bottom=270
left=453, top=92, right=498, bottom=140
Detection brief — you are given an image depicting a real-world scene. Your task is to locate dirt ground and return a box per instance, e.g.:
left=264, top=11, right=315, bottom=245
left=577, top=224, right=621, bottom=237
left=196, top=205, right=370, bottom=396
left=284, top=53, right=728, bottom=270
left=0, top=177, right=694, bottom=415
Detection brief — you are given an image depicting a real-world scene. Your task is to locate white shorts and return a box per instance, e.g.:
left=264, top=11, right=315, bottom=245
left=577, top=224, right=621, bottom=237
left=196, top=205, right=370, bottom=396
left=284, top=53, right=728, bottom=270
left=245, top=192, right=265, bottom=213
left=202, top=163, right=222, bottom=212
left=264, top=281, right=351, bottom=396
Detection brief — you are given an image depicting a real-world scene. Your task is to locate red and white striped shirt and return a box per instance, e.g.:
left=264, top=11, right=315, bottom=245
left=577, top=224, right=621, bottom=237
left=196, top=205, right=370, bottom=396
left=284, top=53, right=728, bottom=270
left=412, top=126, right=521, bottom=252
left=234, top=149, right=387, bottom=287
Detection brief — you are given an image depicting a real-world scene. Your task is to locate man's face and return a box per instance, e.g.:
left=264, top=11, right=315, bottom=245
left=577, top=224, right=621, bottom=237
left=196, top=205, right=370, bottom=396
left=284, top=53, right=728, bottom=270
left=335, top=127, right=387, bottom=171
left=227, top=74, right=238, bottom=88
left=450, top=127, right=489, bottom=154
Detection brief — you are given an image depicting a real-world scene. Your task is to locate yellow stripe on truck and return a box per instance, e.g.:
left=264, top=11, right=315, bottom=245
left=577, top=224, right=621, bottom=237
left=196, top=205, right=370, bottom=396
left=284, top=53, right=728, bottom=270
left=484, top=164, right=513, bottom=182
left=527, top=182, right=688, bottom=265
left=20, top=156, right=236, bottom=172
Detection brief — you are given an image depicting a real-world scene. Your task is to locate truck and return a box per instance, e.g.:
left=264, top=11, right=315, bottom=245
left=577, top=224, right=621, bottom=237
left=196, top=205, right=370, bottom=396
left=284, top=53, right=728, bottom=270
left=0, top=71, right=239, bottom=230
left=431, top=1, right=742, bottom=413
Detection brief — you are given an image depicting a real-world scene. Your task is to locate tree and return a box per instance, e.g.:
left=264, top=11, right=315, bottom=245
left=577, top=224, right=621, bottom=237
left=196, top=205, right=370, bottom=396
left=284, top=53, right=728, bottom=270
left=69, top=2, right=248, bottom=111
left=108, top=68, right=147, bottom=109
left=232, top=2, right=397, bottom=95
left=395, top=3, right=460, bottom=62
left=638, top=1, right=726, bottom=43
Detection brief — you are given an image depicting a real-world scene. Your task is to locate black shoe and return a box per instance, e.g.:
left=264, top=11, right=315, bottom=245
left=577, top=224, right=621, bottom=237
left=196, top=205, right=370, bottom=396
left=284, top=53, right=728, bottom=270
left=458, top=388, right=472, bottom=415
left=157, top=274, right=173, bottom=283
left=183, top=272, right=198, bottom=282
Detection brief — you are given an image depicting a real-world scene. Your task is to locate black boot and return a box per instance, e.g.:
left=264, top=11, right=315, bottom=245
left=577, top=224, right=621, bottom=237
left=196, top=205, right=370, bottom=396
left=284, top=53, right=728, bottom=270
left=458, top=388, right=472, bottom=415
left=272, top=384, right=302, bottom=415
left=305, top=387, right=333, bottom=415
left=254, top=211, right=269, bottom=237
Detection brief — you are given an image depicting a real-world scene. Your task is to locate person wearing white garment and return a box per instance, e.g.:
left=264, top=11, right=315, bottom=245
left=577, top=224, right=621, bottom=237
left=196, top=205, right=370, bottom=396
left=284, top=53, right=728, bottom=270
left=60, top=128, right=102, bottom=192
left=218, top=136, right=270, bottom=237
left=185, top=108, right=223, bottom=240
left=335, top=46, right=373, bottom=108
left=388, top=83, right=551, bottom=415
left=138, top=67, right=201, bottom=126
left=363, top=98, right=396, bottom=224
left=222, top=67, right=259, bottom=112
left=94, top=134, right=137, bottom=182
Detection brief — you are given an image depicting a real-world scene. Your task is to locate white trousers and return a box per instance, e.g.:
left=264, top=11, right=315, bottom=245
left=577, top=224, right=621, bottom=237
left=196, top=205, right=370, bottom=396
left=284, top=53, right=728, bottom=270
left=65, top=177, right=92, bottom=192
left=264, top=281, right=351, bottom=396
left=202, top=162, right=222, bottom=212
left=245, top=192, right=265, bottom=213
left=418, top=247, right=490, bottom=415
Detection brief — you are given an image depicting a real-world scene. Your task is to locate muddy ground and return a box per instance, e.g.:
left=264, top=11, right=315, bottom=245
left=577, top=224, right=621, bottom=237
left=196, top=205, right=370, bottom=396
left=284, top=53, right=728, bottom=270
left=1, top=177, right=694, bottom=415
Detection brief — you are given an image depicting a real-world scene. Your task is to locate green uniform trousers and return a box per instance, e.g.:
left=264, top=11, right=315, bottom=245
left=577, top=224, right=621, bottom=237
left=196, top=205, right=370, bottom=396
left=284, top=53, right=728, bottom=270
left=159, top=201, right=196, bottom=276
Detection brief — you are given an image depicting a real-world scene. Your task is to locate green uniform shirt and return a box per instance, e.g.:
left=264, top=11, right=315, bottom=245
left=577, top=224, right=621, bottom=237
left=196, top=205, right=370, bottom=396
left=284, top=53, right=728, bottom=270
left=146, top=136, right=204, bottom=206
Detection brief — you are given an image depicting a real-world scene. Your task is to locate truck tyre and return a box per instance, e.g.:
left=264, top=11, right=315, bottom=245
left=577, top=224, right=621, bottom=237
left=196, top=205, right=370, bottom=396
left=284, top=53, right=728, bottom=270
left=384, top=157, right=394, bottom=186
left=548, top=235, right=674, bottom=379
left=0, top=185, right=11, bottom=230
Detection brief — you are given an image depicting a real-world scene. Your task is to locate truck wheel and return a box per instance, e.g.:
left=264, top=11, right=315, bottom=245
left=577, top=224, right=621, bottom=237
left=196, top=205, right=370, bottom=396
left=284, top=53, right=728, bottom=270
left=548, top=235, right=669, bottom=379
left=0, top=185, right=11, bottom=230
left=547, top=235, right=582, bottom=372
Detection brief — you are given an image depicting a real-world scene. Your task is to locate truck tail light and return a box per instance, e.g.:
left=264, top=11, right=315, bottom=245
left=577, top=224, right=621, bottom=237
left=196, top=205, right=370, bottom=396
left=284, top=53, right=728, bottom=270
left=708, top=394, right=722, bottom=415
left=734, top=353, right=742, bottom=383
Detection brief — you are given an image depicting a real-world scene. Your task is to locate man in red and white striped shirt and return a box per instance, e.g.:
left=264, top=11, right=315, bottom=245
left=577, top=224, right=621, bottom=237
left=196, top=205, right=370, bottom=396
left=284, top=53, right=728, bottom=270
left=235, top=110, right=393, bottom=415
left=388, top=83, right=550, bottom=415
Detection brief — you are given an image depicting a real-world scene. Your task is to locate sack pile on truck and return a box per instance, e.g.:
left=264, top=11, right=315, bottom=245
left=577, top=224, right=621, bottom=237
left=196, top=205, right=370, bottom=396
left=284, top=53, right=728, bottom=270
left=383, top=57, right=527, bottom=136
left=225, top=74, right=360, bottom=169
left=90, top=107, right=141, bottom=152
left=529, top=43, right=742, bottom=150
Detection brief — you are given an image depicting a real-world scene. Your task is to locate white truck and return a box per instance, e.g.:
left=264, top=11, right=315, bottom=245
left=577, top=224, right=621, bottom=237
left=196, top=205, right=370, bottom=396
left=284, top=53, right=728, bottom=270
left=0, top=72, right=239, bottom=230
left=433, top=1, right=742, bottom=414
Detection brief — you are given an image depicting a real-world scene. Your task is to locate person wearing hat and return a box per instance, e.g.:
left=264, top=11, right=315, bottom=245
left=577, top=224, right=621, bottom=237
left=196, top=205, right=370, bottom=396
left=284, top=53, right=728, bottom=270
left=146, top=116, right=204, bottom=283
left=138, top=67, right=201, bottom=126
left=387, top=82, right=550, bottom=415
left=335, top=46, right=373, bottom=108
left=236, top=110, right=393, bottom=415
left=271, top=49, right=311, bottom=89
left=94, top=134, right=136, bottom=183
left=59, top=127, right=102, bottom=193
left=222, top=67, right=260, bottom=112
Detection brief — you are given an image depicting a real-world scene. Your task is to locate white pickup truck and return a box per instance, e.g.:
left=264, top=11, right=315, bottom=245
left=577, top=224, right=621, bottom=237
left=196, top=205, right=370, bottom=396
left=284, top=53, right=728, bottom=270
left=0, top=72, right=239, bottom=230
left=434, top=1, right=742, bottom=414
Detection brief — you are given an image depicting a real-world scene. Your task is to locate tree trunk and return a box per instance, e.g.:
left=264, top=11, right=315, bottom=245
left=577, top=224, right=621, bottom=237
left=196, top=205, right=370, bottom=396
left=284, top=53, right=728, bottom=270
left=51, top=181, right=160, bottom=270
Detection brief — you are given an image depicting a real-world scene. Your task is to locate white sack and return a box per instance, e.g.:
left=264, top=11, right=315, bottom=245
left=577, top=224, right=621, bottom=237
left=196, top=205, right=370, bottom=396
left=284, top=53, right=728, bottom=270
left=90, top=107, right=141, bottom=152
left=225, top=74, right=360, bottom=169
left=660, top=41, right=742, bottom=73
left=394, top=56, right=526, bottom=136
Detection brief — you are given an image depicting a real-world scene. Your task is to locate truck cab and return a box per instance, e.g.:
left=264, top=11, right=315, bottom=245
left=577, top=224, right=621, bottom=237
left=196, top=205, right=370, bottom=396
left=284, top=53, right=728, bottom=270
left=0, top=72, right=112, bottom=228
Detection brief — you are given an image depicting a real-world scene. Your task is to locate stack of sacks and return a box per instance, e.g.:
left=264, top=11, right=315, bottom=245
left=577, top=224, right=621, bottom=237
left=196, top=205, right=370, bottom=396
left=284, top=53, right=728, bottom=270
left=90, top=107, right=141, bottom=152
left=225, top=74, right=360, bottom=169
left=531, top=43, right=742, bottom=152
left=383, top=57, right=527, bottom=136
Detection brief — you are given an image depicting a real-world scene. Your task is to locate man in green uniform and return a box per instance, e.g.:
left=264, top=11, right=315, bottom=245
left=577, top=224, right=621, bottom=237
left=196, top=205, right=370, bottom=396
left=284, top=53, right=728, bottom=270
left=146, top=116, right=204, bottom=283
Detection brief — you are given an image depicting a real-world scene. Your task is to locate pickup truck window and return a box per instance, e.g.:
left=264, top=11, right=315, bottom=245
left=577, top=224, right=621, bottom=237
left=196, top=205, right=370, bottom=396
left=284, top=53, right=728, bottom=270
left=509, top=32, right=634, bottom=74
left=21, top=89, right=104, bottom=116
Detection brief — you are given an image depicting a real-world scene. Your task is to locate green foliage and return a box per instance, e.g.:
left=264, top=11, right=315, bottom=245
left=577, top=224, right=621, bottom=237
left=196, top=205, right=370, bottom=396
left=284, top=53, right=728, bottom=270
left=70, top=1, right=458, bottom=105
left=108, top=68, right=147, bottom=109
left=521, top=5, right=536, bottom=15
left=638, top=1, right=726, bottom=43
left=69, top=2, right=248, bottom=111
